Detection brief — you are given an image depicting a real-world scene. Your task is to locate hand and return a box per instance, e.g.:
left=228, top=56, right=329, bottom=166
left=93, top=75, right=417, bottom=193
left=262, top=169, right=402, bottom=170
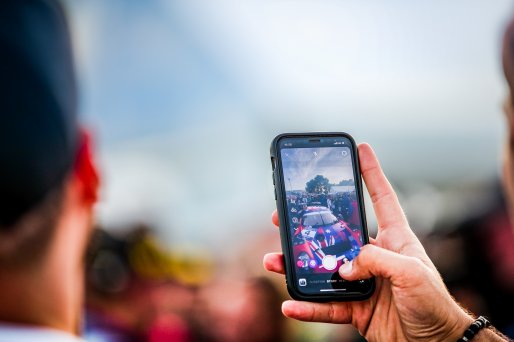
left=263, top=143, right=474, bottom=341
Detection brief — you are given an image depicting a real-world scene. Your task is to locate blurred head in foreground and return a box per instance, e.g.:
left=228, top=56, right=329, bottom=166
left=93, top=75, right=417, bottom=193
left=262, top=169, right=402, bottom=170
left=0, top=0, right=99, bottom=336
left=502, top=18, right=514, bottom=220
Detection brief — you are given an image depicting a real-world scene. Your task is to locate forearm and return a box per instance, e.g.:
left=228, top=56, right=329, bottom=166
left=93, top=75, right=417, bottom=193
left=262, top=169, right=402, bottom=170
left=440, top=303, right=511, bottom=342
left=474, top=327, right=512, bottom=341
left=450, top=310, right=511, bottom=342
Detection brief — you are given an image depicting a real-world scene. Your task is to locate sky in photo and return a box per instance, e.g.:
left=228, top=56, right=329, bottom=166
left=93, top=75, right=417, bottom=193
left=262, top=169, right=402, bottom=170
left=281, top=147, right=354, bottom=191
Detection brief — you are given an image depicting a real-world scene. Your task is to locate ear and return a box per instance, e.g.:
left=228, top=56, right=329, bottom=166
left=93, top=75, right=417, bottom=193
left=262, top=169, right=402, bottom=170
left=73, top=129, right=100, bottom=205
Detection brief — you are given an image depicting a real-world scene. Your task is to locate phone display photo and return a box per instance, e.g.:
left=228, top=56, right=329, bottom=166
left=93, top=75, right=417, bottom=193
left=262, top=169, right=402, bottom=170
left=270, top=133, right=375, bottom=301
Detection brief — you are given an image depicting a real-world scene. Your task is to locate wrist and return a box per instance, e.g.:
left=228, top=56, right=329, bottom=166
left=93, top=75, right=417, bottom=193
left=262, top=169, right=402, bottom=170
left=444, top=306, right=475, bottom=341
left=449, top=313, right=509, bottom=341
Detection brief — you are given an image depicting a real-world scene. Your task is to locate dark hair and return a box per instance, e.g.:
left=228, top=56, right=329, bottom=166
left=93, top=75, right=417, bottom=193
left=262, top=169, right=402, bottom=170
left=0, top=0, right=78, bottom=227
left=0, top=183, right=65, bottom=268
left=0, top=0, right=78, bottom=266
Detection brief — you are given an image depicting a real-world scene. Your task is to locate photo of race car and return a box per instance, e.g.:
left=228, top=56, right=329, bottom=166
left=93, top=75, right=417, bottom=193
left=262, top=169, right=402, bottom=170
left=292, top=205, right=363, bottom=274
left=280, top=147, right=365, bottom=274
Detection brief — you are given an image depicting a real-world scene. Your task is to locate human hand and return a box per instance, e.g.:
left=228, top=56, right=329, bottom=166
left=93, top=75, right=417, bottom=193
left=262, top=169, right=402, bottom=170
left=263, top=143, right=474, bottom=341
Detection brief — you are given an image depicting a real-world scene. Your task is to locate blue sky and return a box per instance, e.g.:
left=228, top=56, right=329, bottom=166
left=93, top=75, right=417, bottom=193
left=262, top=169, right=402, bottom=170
left=65, top=0, right=514, bottom=249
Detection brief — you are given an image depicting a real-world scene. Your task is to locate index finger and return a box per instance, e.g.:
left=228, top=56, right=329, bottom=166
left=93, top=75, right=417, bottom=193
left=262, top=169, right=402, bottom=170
left=272, top=210, right=279, bottom=227
left=358, top=143, right=407, bottom=230
left=282, top=300, right=352, bottom=324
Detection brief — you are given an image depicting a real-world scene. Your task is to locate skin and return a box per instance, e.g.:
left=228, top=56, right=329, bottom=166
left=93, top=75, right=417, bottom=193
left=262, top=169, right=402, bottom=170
left=264, top=143, right=507, bottom=341
left=0, top=131, right=99, bottom=335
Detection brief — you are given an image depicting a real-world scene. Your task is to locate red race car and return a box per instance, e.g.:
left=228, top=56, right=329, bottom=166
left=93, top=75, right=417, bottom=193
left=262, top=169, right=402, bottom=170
left=292, top=206, right=362, bottom=274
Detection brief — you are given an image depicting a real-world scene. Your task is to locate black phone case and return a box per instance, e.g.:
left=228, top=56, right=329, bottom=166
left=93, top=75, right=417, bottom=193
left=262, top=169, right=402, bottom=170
left=270, top=132, right=375, bottom=302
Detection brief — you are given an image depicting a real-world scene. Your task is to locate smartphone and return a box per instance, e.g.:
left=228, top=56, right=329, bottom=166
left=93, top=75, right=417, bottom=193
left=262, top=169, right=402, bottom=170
left=270, top=132, right=375, bottom=302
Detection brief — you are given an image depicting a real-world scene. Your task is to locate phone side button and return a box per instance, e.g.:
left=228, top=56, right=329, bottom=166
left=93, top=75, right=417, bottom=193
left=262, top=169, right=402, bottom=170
left=274, top=188, right=277, bottom=200
left=272, top=172, right=275, bottom=185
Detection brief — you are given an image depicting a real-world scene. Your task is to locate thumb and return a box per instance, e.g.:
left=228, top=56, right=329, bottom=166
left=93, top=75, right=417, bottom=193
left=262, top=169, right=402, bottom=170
left=339, top=244, right=428, bottom=285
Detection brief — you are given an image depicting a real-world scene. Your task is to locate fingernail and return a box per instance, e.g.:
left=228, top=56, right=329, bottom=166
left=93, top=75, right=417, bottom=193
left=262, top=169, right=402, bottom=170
left=339, top=260, right=353, bottom=276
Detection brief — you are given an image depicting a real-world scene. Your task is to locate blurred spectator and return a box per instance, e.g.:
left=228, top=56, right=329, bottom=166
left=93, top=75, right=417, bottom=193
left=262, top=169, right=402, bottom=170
left=193, top=277, right=287, bottom=342
left=0, top=0, right=99, bottom=340
left=85, top=225, right=211, bottom=342
left=426, top=182, right=514, bottom=338
left=421, top=16, right=514, bottom=339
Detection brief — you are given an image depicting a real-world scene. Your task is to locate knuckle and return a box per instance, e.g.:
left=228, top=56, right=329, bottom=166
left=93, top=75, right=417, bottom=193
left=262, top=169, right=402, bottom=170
left=327, top=304, right=335, bottom=322
left=308, top=306, right=316, bottom=322
left=352, top=244, right=374, bottom=272
left=356, top=244, right=373, bottom=262
left=370, top=190, right=394, bottom=205
left=360, top=163, right=380, bottom=178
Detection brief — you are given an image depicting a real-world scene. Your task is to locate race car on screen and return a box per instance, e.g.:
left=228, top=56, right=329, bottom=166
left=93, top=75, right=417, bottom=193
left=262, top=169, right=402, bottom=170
left=292, top=206, right=363, bottom=273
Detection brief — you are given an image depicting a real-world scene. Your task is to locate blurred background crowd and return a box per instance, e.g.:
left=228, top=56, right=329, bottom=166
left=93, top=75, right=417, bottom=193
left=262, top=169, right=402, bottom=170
left=54, top=0, right=514, bottom=340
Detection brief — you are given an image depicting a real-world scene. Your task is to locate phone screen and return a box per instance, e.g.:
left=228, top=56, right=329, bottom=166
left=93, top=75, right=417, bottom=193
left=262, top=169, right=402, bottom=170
left=277, top=136, right=371, bottom=296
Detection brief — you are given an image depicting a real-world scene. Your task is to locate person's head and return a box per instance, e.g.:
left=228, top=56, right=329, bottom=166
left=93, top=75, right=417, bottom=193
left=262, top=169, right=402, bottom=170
left=0, top=0, right=99, bottom=272
left=196, top=277, right=286, bottom=342
left=502, top=18, right=514, bottom=219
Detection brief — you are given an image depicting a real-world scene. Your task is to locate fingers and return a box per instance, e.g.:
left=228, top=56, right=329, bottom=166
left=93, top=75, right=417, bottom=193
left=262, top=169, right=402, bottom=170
left=339, top=244, right=427, bottom=285
left=358, top=143, right=407, bottom=230
left=282, top=300, right=352, bottom=324
left=272, top=210, right=279, bottom=227
left=265, top=255, right=353, bottom=325
left=263, top=253, right=285, bottom=274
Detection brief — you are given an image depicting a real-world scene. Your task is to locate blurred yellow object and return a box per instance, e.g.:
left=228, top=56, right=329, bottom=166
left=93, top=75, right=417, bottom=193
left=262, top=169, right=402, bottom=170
left=128, top=235, right=212, bottom=286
